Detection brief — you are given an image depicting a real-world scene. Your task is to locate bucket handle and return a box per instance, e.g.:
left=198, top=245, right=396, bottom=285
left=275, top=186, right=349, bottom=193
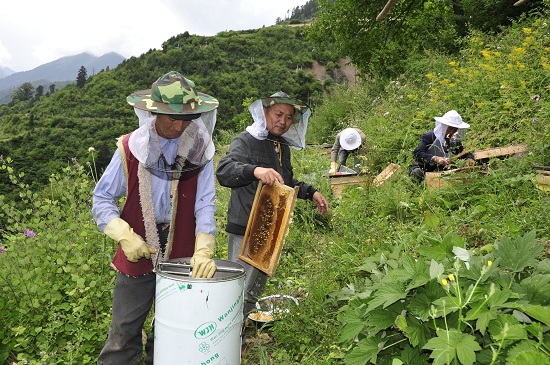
left=155, top=262, right=245, bottom=275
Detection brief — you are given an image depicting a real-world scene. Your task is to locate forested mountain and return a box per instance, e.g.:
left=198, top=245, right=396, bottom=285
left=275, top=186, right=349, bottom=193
left=0, top=52, right=125, bottom=105
left=0, top=25, right=343, bottom=201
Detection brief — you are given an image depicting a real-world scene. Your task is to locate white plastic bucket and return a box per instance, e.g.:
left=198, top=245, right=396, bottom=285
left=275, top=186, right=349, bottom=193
left=154, top=259, right=245, bottom=365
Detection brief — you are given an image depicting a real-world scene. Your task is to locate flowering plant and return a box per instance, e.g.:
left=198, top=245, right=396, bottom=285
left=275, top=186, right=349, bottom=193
left=333, top=230, right=549, bottom=365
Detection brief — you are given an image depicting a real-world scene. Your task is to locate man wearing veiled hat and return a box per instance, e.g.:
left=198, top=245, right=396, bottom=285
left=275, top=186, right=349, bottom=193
left=92, top=71, right=219, bottom=364
left=408, top=110, right=475, bottom=182
left=329, top=127, right=368, bottom=175
left=216, top=91, right=329, bottom=348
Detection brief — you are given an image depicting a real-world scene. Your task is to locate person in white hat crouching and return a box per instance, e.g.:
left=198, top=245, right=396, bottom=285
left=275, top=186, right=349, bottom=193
left=408, top=110, right=475, bottom=182
left=329, top=127, right=368, bottom=175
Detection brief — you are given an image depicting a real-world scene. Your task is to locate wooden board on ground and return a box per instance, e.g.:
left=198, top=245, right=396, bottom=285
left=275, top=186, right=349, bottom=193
left=474, top=144, right=528, bottom=160
left=425, top=166, right=478, bottom=191
left=239, top=181, right=298, bottom=277
left=330, top=174, right=367, bottom=198
left=372, top=163, right=402, bottom=187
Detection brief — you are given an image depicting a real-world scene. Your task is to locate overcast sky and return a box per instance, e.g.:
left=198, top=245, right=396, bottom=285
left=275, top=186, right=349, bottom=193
left=0, top=0, right=308, bottom=72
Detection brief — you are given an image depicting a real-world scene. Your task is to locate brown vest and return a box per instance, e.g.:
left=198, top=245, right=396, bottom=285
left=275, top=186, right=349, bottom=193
left=111, top=133, right=199, bottom=276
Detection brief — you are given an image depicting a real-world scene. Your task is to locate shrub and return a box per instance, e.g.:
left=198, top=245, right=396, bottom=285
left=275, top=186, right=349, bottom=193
left=333, top=230, right=550, bottom=365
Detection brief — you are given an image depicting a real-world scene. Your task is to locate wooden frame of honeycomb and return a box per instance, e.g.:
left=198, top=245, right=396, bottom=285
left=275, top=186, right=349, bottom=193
left=239, top=181, right=298, bottom=277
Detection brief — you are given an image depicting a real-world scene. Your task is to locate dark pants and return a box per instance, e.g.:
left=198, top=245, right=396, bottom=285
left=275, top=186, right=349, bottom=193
left=228, top=233, right=267, bottom=343
left=97, top=273, right=155, bottom=365
left=97, top=224, right=169, bottom=365
left=408, top=163, right=426, bottom=182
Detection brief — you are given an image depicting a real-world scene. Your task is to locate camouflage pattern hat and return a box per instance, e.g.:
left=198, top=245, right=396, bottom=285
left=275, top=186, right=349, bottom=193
left=261, top=91, right=310, bottom=124
left=127, top=71, right=219, bottom=115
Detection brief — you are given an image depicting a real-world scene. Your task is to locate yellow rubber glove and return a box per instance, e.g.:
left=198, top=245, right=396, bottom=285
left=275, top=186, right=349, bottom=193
left=329, top=161, right=339, bottom=175
left=190, top=233, right=216, bottom=278
left=104, top=217, right=156, bottom=263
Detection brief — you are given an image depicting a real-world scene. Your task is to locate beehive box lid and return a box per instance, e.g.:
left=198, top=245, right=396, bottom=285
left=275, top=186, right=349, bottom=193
left=474, top=144, right=528, bottom=160
left=372, top=163, right=402, bottom=187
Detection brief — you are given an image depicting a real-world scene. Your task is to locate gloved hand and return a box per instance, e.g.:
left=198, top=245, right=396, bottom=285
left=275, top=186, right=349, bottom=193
left=190, top=233, right=216, bottom=278
left=329, top=161, right=339, bottom=175
left=104, top=217, right=156, bottom=262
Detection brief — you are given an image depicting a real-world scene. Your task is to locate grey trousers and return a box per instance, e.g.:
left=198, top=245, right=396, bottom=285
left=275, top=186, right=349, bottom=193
left=98, top=225, right=168, bottom=365
left=227, top=233, right=268, bottom=317
left=97, top=272, right=155, bottom=365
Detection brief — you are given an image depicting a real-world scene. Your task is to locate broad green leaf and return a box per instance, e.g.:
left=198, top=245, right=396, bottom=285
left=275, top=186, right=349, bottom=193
left=536, top=259, right=550, bottom=274
left=522, top=305, right=550, bottom=327
left=423, top=336, right=455, bottom=364
left=408, top=293, right=434, bottom=321
left=339, top=306, right=368, bottom=343
left=344, top=337, right=384, bottom=365
left=454, top=333, right=482, bottom=365
left=417, top=232, right=461, bottom=261
left=508, top=350, right=550, bottom=365
left=356, top=257, right=379, bottom=273
left=464, top=303, right=497, bottom=335
left=399, top=316, right=432, bottom=348
left=399, top=345, right=429, bottom=365
left=494, top=323, right=527, bottom=341
left=367, top=282, right=407, bottom=310
left=423, top=329, right=481, bottom=365
left=495, top=230, right=542, bottom=272
left=367, top=305, right=403, bottom=331
left=424, top=210, right=440, bottom=229
left=525, top=322, right=544, bottom=341
left=431, top=297, right=460, bottom=318
left=512, top=274, right=550, bottom=305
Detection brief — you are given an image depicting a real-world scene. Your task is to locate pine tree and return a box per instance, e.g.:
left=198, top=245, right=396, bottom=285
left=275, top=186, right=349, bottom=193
left=76, top=66, right=88, bottom=88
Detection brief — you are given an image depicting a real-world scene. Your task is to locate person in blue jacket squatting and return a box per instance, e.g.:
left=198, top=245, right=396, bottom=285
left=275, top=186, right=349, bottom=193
left=92, top=71, right=219, bottom=365
left=408, top=110, right=475, bottom=182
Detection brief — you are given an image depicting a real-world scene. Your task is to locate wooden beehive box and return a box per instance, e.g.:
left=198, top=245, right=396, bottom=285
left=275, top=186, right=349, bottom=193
left=239, top=182, right=298, bottom=277
left=425, top=166, right=478, bottom=191
left=534, top=170, right=550, bottom=192
left=372, top=163, right=402, bottom=187
left=474, top=144, right=528, bottom=160
left=330, top=174, right=367, bottom=198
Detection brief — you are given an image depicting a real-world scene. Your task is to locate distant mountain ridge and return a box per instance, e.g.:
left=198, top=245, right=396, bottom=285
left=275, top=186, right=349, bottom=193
left=0, top=66, right=15, bottom=79
left=0, top=52, right=125, bottom=104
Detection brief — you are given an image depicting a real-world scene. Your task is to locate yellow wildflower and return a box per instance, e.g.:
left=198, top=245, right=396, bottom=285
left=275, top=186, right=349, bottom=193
left=488, top=260, right=492, bottom=267
left=441, top=279, right=448, bottom=286
left=481, top=50, right=492, bottom=60
left=448, top=274, right=455, bottom=281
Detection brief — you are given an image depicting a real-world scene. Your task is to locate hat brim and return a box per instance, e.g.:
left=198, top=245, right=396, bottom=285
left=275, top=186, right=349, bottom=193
left=127, top=89, right=219, bottom=115
left=434, top=116, right=470, bottom=129
left=340, top=129, right=362, bottom=150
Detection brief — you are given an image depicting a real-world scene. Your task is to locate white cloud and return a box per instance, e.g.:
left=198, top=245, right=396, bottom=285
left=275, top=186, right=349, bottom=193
left=0, top=0, right=307, bottom=72
left=0, top=40, right=12, bottom=67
